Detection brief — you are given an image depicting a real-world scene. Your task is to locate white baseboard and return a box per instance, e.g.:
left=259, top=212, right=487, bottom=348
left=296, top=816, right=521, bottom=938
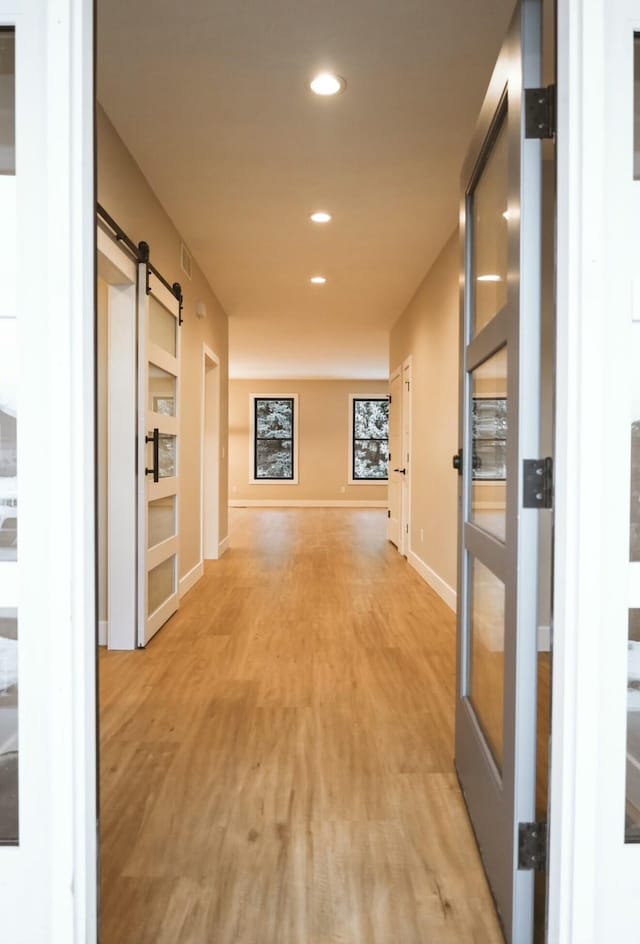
left=218, top=534, right=230, bottom=557
left=228, top=499, right=387, bottom=508
left=179, top=560, right=204, bottom=598
left=98, top=620, right=108, bottom=647
left=407, top=550, right=457, bottom=613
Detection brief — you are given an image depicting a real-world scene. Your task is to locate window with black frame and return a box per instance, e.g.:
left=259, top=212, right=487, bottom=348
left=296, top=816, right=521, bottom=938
left=253, top=397, right=295, bottom=480
left=351, top=397, right=389, bottom=481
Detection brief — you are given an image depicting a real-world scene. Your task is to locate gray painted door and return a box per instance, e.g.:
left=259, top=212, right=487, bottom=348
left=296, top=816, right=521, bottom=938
left=455, top=2, right=543, bottom=941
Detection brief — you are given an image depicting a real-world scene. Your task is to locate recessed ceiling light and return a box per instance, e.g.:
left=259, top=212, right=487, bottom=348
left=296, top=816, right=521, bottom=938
left=310, top=211, right=332, bottom=223
left=310, top=73, right=346, bottom=96
left=477, top=274, right=502, bottom=282
left=310, top=276, right=327, bottom=284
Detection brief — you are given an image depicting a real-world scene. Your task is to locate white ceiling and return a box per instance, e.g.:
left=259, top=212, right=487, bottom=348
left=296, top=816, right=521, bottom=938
left=97, top=0, right=515, bottom=379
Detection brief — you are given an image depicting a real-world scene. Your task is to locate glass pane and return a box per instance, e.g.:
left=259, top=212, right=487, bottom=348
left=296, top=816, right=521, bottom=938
left=256, top=399, right=293, bottom=439
left=469, top=558, right=505, bottom=772
left=148, top=557, right=175, bottom=617
left=627, top=610, right=640, bottom=840
left=354, top=440, right=389, bottom=479
left=256, top=440, right=292, bottom=479
left=634, top=34, right=640, bottom=180
left=472, top=115, right=509, bottom=335
left=158, top=434, right=176, bottom=478
left=0, top=609, right=18, bottom=843
left=470, top=347, right=508, bottom=542
left=149, top=294, right=177, bottom=357
left=0, top=30, right=16, bottom=564
left=148, top=364, right=176, bottom=417
left=148, top=496, right=175, bottom=548
left=0, top=30, right=15, bottom=176
left=354, top=398, right=389, bottom=439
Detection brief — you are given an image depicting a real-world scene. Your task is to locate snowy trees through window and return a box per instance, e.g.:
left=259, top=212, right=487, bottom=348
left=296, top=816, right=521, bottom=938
left=352, top=397, right=389, bottom=481
left=253, top=397, right=295, bottom=480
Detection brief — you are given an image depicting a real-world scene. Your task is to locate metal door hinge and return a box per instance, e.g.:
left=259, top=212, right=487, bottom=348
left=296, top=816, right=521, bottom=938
left=388, top=395, right=392, bottom=404
left=525, top=85, right=556, bottom=139
left=523, top=457, right=553, bottom=509
left=518, top=821, right=547, bottom=871
left=387, top=509, right=391, bottom=519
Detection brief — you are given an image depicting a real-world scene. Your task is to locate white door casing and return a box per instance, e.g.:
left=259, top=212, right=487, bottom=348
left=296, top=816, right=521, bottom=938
left=0, top=0, right=96, bottom=941
left=97, top=225, right=138, bottom=650
left=202, top=344, right=221, bottom=561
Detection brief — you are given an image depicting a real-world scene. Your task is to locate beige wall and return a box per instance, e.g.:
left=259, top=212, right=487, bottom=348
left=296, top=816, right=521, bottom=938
left=229, top=379, right=389, bottom=503
left=97, top=105, right=229, bottom=581
left=390, top=232, right=459, bottom=600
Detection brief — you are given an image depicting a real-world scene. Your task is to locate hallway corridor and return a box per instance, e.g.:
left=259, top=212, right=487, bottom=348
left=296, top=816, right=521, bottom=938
left=99, top=508, right=503, bottom=943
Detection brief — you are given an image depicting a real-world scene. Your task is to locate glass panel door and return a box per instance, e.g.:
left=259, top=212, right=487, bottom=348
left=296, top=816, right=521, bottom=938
left=137, top=268, right=180, bottom=646
left=455, top=3, right=543, bottom=942
left=0, top=26, right=17, bottom=845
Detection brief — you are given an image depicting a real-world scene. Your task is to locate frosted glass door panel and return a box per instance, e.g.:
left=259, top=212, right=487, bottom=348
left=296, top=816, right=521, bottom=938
left=469, top=558, right=506, bottom=773
left=471, top=116, right=509, bottom=335
left=148, top=365, right=176, bottom=416
left=471, top=347, right=508, bottom=542
left=0, top=609, right=17, bottom=843
left=634, top=34, right=640, bottom=180
left=149, top=294, right=177, bottom=357
left=148, top=557, right=176, bottom=617
left=148, top=496, right=176, bottom=549
left=0, top=29, right=17, bottom=845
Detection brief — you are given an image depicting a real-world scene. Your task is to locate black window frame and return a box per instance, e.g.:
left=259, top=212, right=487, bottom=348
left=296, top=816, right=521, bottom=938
left=253, top=396, right=295, bottom=481
left=351, top=396, right=390, bottom=482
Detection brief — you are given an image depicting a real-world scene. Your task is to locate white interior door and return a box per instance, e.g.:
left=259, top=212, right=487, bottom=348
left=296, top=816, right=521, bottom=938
left=387, top=368, right=402, bottom=547
left=455, top=2, right=544, bottom=941
left=137, top=267, right=181, bottom=646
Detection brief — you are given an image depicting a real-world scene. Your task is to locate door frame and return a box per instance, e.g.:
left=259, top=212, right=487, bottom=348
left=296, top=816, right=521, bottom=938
left=400, top=356, right=412, bottom=557
left=201, top=344, right=221, bottom=560
left=97, top=226, right=138, bottom=650
left=548, top=0, right=640, bottom=939
left=0, top=0, right=96, bottom=940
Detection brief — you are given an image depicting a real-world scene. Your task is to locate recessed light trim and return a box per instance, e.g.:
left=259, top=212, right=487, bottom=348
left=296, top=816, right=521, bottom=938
left=310, top=276, right=327, bottom=284
left=310, top=211, right=332, bottom=224
left=310, top=73, right=346, bottom=96
left=477, top=274, right=503, bottom=283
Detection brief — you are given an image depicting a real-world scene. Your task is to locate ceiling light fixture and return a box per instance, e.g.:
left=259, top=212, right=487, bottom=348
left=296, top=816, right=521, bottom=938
left=310, top=211, right=332, bottom=223
left=477, top=274, right=502, bottom=282
left=310, top=73, right=346, bottom=96
left=310, top=276, right=327, bottom=284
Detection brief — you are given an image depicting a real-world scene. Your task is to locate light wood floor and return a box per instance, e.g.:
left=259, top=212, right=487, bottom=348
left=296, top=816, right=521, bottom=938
left=99, top=508, right=504, bottom=944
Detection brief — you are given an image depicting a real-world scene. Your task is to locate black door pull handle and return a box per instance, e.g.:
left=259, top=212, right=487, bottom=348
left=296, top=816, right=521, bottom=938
left=145, top=428, right=160, bottom=483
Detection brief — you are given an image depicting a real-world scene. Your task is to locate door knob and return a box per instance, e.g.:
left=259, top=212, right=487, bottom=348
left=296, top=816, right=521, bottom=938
left=393, top=468, right=406, bottom=475
left=452, top=449, right=463, bottom=475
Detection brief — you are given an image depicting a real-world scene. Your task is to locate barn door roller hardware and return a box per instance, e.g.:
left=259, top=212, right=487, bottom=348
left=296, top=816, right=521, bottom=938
left=97, top=203, right=184, bottom=324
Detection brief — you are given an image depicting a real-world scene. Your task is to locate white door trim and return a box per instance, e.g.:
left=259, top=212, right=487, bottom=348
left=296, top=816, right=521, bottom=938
left=0, top=0, right=97, bottom=940
left=400, top=356, right=412, bottom=557
left=202, top=344, right=221, bottom=560
left=550, top=1, right=640, bottom=940
left=97, top=226, right=137, bottom=650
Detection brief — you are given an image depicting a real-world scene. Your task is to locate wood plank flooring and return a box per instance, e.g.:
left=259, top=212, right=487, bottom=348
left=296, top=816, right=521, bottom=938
left=99, top=508, right=504, bottom=944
